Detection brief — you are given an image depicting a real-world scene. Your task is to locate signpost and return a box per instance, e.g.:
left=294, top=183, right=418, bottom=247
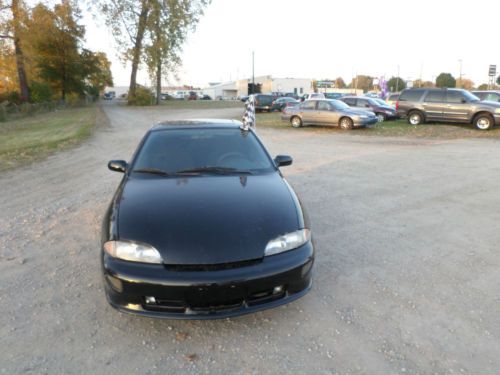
left=488, top=65, right=496, bottom=89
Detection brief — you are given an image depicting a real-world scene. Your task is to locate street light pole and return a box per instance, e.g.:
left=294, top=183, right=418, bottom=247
left=458, top=59, right=463, bottom=87
left=252, top=50, right=255, bottom=94
left=396, top=65, right=400, bottom=92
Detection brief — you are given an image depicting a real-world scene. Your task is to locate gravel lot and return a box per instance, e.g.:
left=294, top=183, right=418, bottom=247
left=1, top=102, right=499, bottom=374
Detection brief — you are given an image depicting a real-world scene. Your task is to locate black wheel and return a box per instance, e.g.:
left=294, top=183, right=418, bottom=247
left=407, top=111, right=424, bottom=125
left=339, top=117, right=354, bottom=130
left=375, top=113, right=386, bottom=123
left=291, top=116, right=302, bottom=128
left=473, top=114, right=494, bottom=130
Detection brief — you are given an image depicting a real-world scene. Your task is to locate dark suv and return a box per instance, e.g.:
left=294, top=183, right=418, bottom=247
left=340, top=96, right=397, bottom=122
left=250, top=94, right=274, bottom=112
left=396, top=88, right=500, bottom=130
left=471, top=90, right=500, bottom=103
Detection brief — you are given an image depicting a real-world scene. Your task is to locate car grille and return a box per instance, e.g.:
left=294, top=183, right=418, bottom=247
left=163, top=258, right=262, bottom=271
left=142, top=286, right=286, bottom=314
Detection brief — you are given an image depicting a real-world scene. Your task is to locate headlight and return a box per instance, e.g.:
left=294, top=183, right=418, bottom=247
left=264, top=229, right=311, bottom=256
left=359, top=115, right=368, bottom=119
left=103, top=240, right=163, bottom=264
left=495, top=108, right=500, bottom=114
left=385, top=110, right=394, bottom=114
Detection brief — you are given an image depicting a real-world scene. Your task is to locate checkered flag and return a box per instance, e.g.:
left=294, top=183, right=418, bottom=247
left=241, top=95, right=256, bottom=130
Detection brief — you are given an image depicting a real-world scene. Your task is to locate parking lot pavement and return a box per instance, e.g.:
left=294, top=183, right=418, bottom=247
left=1, top=103, right=499, bottom=374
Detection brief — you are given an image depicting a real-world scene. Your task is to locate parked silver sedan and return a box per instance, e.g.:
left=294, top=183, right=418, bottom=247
left=281, top=99, right=378, bottom=129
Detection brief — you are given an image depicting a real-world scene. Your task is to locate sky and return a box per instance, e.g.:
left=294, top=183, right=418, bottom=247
left=80, top=0, right=500, bottom=88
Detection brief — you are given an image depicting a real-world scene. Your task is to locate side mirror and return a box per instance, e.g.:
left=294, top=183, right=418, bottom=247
left=461, top=98, right=467, bottom=104
left=108, top=160, right=127, bottom=173
left=365, top=104, right=370, bottom=107
left=274, top=155, right=293, bottom=167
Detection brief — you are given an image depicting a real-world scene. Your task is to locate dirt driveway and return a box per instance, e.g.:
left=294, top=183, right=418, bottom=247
left=1, top=102, right=499, bottom=374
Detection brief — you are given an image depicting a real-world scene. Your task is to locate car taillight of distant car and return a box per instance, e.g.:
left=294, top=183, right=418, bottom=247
left=395, top=101, right=399, bottom=111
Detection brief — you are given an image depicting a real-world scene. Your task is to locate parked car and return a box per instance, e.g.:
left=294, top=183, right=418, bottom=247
left=250, top=94, right=274, bottom=112
left=340, top=96, right=397, bottom=122
left=102, top=119, right=314, bottom=319
left=396, top=88, right=500, bottom=130
left=200, top=94, right=212, bottom=100
left=160, top=93, right=173, bottom=100
left=281, top=99, right=377, bottom=129
left=471, top=90, right=500, bottom=102
left=270, top=97, right=300, bottom=112
left=239, top=95, right=249, bottom=102
left=386, top=93, right=400, bottom=106
left=301, top=93, right=325, bottom=101
left=187, top=91, right=198, bottom=100
left=103, top=91, right=115, bottom=100
left=324, top=92, right=345, bottom=100
left=284, top=92, right=300, bottom=100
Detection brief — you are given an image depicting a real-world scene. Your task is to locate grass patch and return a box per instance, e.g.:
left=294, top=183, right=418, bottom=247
left=252, top=112, right=500, bottom=139
left=0, top=106, right=97, bottom=172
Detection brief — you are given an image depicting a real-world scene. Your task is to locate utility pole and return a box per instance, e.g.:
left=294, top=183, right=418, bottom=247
left=251, top=50, right=255, bottom=94
left=396, top=65, right=400, bottom=92
left=458, top=59, right=463, bottom=88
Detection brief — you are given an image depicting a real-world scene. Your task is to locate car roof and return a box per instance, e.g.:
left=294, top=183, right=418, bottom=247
left=151, top=119, right=243, bottom=131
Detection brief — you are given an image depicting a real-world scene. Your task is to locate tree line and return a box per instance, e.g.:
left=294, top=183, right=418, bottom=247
left=0, top=0, right=113, bottom=104
left=1, top=0, right=210, bottom=106
left=313, top=73, right=500, bottom=93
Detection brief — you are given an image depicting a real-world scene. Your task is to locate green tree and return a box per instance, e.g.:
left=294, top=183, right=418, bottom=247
left=29, top=1, right=85, bottom=100
left=387, top=76, right=406, bottom=92
left=335, top=77, right=346, bottom=89
left=477, top=83, right=489, bottom=90
left=497, top=75, right=500, bottom=86
left=144, top=0, right=209, bottom=105
left=436, top=73, right=456, bottom=88
left=81, top=50, right=113, bottom=96
left=350, top=75, right=373, bottom=92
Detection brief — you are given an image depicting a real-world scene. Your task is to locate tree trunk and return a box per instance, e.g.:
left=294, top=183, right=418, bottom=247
left=11, top=0, right=30, bottom=102
left=128, top=0, right=150, bottom=105
left=155, top=13, right=161, bottom=106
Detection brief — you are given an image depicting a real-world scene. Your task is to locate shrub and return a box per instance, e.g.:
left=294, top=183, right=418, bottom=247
left=129, top=86, right=154, bottom=106
left=30, top=81, right=53, bottom=103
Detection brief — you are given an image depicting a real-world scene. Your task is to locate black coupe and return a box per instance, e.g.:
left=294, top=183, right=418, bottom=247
left=102, top=119, right=314, bottom=319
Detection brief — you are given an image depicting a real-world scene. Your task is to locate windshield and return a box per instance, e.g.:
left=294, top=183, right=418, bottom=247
left=370, top=98, right=386, bottom=106
left=462, top=91, right=480, bottom=102
left=132, top=128, right=275, bottom=175
left=329, top=99, right=350, bottom=110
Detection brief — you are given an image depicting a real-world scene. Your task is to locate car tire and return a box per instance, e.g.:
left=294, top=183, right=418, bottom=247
left=339, top=117, right=354, bottom=130
left=291, top=116, right=302, bottom=128
left=408, top=111, right=424, bottom=125
left=473, top=113, right=494, bottom=130
left=376, top=113, right=386, bottom=123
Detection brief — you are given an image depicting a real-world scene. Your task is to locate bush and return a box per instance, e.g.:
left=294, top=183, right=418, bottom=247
left=0, top=106, right=6, bottom=122
left=129, top=86, right=154, bottom=106
left=30, top=81, right=53, bottom=103
left=66, top=92, right=83, bottom=107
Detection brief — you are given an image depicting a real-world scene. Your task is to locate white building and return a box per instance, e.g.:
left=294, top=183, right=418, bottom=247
left=202, top=76, right=313, bottom=99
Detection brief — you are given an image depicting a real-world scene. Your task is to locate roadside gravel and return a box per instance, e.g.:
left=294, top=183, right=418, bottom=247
left=1, top=102, right=499, bottom=374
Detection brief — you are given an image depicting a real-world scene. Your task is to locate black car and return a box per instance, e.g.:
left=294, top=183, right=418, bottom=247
left=102, top=120, right=314, bottom=319
left=340, top=96, right=397, bottom=122
left=270, top=97, right=299, bottom=112
left=471, top=91, right=500, bottom=103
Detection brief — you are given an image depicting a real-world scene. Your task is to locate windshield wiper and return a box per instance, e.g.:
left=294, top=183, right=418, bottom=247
left=132, top=168, right=171, bottom=176
left=175, top=166, right=254, bottom=175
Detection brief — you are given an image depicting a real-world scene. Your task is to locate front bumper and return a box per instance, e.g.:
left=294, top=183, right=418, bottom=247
left=102, top=242, right=314, bottom=319
left=494, top=114, right=500, bottom=125
left=355, top=117, right=378, bottom=127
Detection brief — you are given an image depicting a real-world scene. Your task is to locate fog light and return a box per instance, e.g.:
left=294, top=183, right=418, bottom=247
left=145, top=296, right=156, bottom=304
left=273, top=285, right=284, bottom=294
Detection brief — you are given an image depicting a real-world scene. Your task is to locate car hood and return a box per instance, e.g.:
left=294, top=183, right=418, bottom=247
left=479, top=100, right=500, bottom=108
left=116, top=173, right=301, bottom=265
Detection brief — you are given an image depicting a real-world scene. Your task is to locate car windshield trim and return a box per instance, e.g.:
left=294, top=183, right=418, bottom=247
left=174, top=166, right=255, bottom=175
